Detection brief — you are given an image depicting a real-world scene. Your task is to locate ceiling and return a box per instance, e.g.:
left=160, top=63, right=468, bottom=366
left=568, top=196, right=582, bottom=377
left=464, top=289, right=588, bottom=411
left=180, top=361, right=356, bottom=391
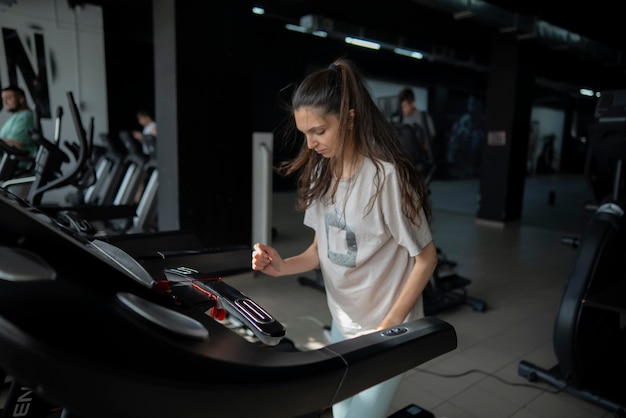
left=256, top=0, right=626, bottom=97
left=476, top=0, right=624, bottom=52
left=91, top=0, right=625, bottom=106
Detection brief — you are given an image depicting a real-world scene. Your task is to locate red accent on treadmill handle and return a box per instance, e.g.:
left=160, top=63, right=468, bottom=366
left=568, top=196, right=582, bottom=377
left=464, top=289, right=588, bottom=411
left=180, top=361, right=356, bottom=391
left=209, top=307, right=227, bottom=321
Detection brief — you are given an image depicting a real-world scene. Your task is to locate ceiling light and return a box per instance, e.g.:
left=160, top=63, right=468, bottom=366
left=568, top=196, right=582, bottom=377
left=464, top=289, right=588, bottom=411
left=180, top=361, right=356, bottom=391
left=285, top=24, right=307, bottom=33
left=394, top=48, right=424, bottom=60
left=345, top=37, right=380, bottom=50
left=453, top=10, right=474, bottom=20
left=499, top=26, right=517, bottom=34
left=517, top=32, right=537, bottom=41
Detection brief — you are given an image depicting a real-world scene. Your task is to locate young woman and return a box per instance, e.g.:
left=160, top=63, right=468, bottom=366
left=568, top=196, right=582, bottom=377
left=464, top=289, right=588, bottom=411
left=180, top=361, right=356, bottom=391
left=252, top=58, right=438, bottom=418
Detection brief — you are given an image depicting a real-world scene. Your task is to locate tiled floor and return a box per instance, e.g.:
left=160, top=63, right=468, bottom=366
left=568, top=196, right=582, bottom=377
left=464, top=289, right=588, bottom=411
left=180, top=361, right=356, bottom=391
left=226, top=176, right=620, bottom=418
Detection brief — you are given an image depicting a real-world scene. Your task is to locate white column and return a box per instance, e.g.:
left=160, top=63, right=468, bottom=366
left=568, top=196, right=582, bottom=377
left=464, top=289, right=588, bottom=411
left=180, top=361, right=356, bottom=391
left=252, top=132, right=273, bottom=245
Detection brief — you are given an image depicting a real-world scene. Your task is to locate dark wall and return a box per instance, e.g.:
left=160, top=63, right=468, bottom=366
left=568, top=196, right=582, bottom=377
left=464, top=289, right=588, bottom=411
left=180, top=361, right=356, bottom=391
left=102, top=1, right=608, bottom=161
left=102, top=1, right=155, bottom=138
left=172, top=0, right=255, bottom=247
left=98, top=1, right=602, bottom=245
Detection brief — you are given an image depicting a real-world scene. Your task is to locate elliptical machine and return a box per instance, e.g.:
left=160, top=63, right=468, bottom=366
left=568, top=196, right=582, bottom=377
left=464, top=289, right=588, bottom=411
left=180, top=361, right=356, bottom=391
left=0, top=141, right=35, bottom=182
left=518, top=90, right=626, bottom=416
left=1, top=92, right=94, bottom=206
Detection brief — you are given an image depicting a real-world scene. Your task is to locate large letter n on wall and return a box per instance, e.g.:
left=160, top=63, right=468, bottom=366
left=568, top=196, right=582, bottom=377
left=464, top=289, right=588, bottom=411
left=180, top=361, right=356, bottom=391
left=2, top=28, right=50, bottom=118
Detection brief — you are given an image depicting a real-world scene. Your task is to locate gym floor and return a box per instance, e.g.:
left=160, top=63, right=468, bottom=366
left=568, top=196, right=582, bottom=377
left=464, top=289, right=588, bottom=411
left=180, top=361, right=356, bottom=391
left=0, top=174, right=615, bottom=417
left=225, top=173, right=617, bottom=418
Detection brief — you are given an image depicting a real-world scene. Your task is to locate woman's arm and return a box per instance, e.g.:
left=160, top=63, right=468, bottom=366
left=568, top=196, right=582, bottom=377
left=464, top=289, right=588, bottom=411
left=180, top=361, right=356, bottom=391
left=376, top=241, right=438, bottom=330
left=252, top=234, right=320, bottom=277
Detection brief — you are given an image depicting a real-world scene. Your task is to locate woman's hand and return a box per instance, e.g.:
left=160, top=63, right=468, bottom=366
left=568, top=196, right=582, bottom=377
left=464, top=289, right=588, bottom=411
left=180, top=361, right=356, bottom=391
left=252, top=243, right=283, bottom=277
left=252, top=236, right=320, bottom=278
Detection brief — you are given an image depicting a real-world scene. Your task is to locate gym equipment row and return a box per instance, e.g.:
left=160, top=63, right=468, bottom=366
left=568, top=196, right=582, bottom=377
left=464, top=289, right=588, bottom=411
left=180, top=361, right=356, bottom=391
left=0, top=92, right=158, bottom=237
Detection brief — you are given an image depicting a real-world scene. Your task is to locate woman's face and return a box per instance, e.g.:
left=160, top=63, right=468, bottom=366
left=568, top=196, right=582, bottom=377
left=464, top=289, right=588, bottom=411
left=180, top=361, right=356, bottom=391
left=294, top=107, right=340, bottom=158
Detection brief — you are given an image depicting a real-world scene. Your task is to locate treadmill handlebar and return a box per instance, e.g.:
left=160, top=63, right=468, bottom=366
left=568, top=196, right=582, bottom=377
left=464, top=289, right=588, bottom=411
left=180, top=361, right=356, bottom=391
left=163, top=266, right=286, bottom=346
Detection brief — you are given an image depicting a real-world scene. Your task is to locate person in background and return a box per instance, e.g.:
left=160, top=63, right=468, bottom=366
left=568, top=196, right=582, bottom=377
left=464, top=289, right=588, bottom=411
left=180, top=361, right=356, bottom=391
left=0, top=85, right=36, bottom=170
left=393, top=87, right=437, bottom=181
left=397, top=87, right=436, bottom=141
left=252, top=58, right=438, bottom=418
left=132, top=109, right=157, bottom=156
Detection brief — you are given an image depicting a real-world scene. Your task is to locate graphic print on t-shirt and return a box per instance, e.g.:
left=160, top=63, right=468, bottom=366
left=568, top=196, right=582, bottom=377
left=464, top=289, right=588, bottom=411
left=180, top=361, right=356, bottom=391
left=324, top=209, right=356, bottom=267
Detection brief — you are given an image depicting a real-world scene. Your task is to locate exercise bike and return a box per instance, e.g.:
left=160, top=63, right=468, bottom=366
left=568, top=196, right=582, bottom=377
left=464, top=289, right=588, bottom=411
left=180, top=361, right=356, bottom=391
left=518, top=90, right=626, bottom=417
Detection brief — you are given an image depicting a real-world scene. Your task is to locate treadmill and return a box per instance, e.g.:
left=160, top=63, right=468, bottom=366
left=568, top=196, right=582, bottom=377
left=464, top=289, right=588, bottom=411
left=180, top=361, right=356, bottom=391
left=0, top=187, right=457, bottom=418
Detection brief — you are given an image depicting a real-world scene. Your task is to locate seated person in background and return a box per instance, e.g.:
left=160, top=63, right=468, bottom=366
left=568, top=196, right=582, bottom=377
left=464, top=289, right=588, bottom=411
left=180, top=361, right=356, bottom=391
left=0, top=85, right=36, bottom=171
left=132, top=109, right=157, bottom=156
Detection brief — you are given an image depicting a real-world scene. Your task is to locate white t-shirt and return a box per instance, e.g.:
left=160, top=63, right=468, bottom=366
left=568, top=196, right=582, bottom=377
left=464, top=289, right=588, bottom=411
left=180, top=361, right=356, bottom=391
left=304, top=158, right=433, bottom=338
left=141, top=121, right=156, bottom=154
left=142, top=121, right=157, bottom=136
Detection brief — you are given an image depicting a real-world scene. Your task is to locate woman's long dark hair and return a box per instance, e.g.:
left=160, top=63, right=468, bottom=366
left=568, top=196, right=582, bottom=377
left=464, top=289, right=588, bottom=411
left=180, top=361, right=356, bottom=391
left=277, top=58, right=432, bottom=226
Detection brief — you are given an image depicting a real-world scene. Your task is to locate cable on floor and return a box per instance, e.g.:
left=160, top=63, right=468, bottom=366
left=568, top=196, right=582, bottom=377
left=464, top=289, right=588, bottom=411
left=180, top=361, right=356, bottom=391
left=417, top=367, right=565, bottom=394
